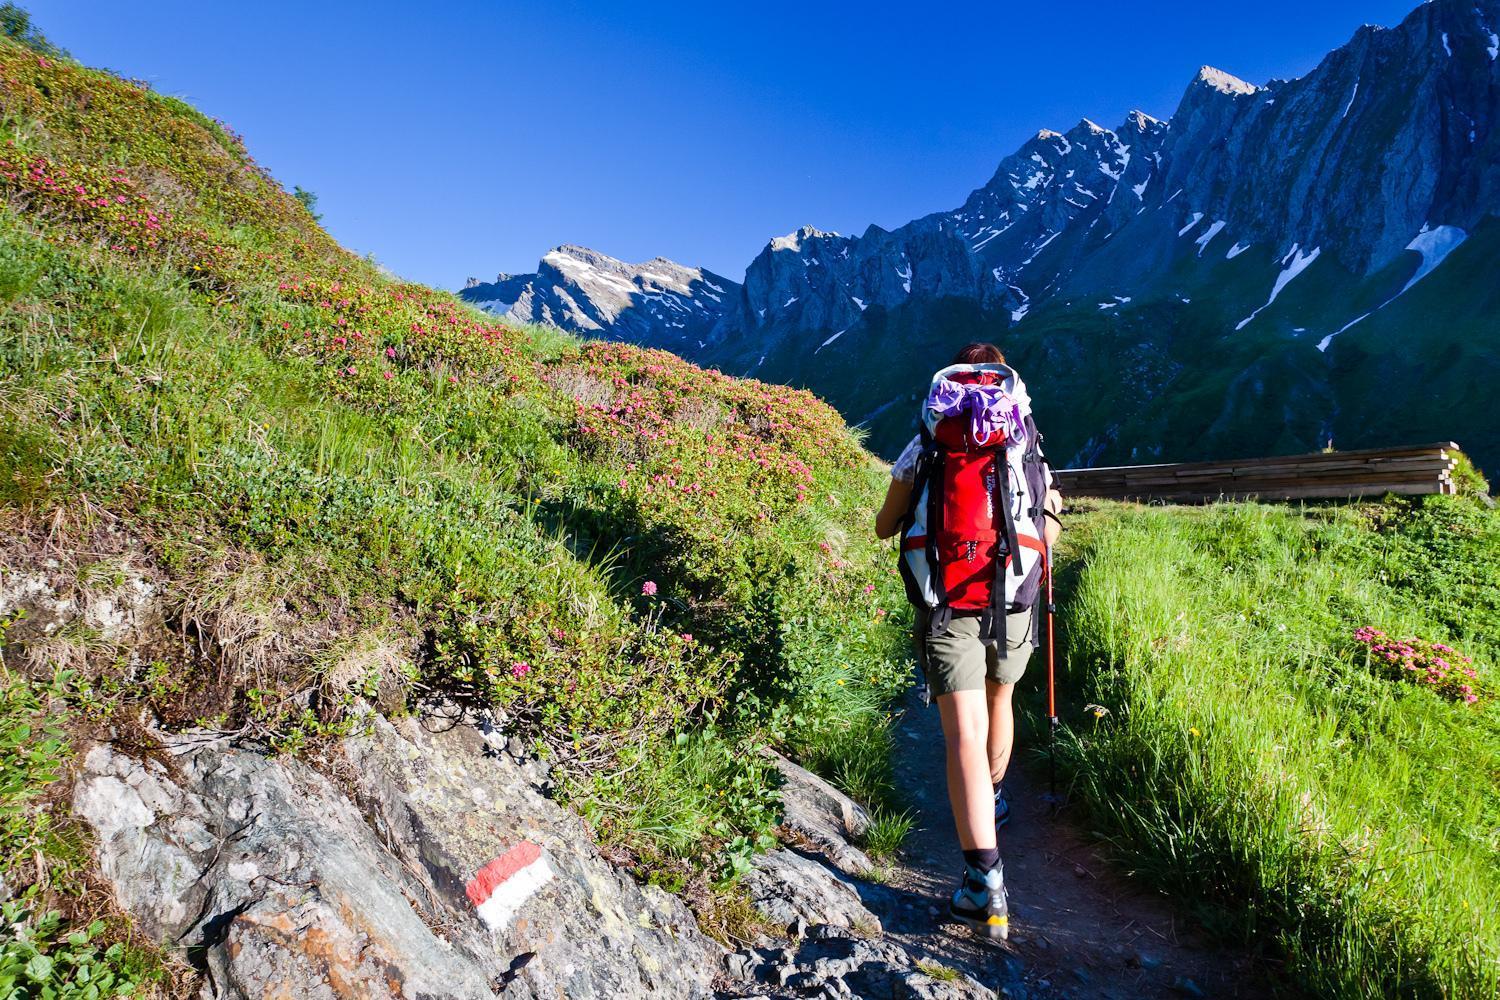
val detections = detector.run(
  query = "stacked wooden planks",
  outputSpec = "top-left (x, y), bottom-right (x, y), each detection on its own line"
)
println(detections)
top-left (1056, 443), bottom-right (1463, 503)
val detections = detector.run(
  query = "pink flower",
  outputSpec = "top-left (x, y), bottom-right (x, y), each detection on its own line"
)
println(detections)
top-left (641, 581), bottom-right (658, 597)
top-left (510, 661), bottom-right (530, 678)
top-left (862, 583), bottom-right (875, 595)
top-left (386, 346), bottom-right (396, 358)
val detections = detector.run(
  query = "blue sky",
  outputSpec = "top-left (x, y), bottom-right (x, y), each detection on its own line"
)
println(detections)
top-left (35, 0), bottom-right (1420, 287)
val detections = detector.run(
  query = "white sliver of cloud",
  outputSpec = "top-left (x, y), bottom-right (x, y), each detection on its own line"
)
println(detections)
top-left (1235, 244), bottom-right (1320, 331)
top-left (1341, 82), bottom-right (1359, 119)
top-left (1226, 241), bottom-right (1251, 259)
top-left (1177, 212), bottom-right (1204, 236)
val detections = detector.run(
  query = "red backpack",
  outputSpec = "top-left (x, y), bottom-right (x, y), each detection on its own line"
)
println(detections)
top-left (899, 364), bottom-right (1050, 644)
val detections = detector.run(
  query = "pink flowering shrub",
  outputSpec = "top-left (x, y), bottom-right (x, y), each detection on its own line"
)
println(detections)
top-left (1353, 627), bottom-right (1483, 704)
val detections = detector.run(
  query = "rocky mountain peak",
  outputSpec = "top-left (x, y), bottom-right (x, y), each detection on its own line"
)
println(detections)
top-left (770, 225), bottom-right (841, 252)
top-left (1123, 109), bottom-right (1168, 134)
top-left (460, 244), bottom-right (740, 349)
top-left (1193, 65), bottom-right (1262, 96)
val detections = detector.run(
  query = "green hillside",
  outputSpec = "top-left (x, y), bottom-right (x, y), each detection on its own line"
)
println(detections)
top-left (0, 22), bottom-right (913, 989)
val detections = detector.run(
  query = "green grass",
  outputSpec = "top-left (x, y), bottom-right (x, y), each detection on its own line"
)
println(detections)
top-left (1051, 495), bottom-right (1500, 998)
top-left (859, 804), bottom-right (918, 862)
top-left (915, 959), bottom-right (963, 982)
top-left (0, 633), bottom-right (169, 996)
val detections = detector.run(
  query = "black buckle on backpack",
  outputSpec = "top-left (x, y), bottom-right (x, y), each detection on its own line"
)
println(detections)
top-left (927, 604), bottom-right (954, 638)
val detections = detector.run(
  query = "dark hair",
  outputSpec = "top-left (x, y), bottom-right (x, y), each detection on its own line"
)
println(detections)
top-left (951, 342), bottom-right (1004, 365)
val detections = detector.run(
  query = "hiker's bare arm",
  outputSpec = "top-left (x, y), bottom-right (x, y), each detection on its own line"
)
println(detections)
top-left (1043, 488), bottom-right (1063, 547)
top-left (875, 478), bottom-right (912, 539)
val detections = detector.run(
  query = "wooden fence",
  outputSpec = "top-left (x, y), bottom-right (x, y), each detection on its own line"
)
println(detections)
top-left (1055, 442), bottom-right (1463, 503)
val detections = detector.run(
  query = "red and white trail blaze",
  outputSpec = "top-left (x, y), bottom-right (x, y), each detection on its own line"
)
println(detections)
top-left (465, 840), bottom-right (554, 929)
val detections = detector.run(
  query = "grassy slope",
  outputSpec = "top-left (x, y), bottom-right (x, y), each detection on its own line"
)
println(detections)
top-left (1053, 495), bottom-right (1499, 998)
top-left (0, 27), bottom-right (915, 987)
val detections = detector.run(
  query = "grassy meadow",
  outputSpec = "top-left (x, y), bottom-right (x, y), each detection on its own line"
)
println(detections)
top-left (1051, 493), bottom-right (1499, 998)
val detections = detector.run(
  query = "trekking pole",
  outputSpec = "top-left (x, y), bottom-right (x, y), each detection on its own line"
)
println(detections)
top-left (1044, 539), bottom-right (1060, 807)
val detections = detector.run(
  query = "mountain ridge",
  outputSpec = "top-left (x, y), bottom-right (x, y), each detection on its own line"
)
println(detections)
top-left (462, 0), bottom-right (1500, 472)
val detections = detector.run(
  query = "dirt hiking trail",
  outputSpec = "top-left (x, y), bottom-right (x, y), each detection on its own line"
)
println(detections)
top-left (877, 688), bottom-right (1262, 999)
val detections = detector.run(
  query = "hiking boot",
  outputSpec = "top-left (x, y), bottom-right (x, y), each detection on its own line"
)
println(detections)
top-left (948, 863), bottom-right (1008, 940)
top-left (994, 786), bottom-right (1011, 830)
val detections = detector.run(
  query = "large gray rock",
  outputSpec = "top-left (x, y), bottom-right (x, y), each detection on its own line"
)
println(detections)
top-left (771, 752), bottom-right (875, 876)
top-left (743, 850), bottom-right (883, 935)
top-left (73, 712), bottom-right (721, 1000)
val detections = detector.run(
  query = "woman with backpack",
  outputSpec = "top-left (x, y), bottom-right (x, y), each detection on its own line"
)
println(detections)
top-left (874, 342), bottom-right (1062, 940)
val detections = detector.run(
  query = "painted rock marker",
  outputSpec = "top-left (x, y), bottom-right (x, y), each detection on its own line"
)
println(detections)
top-left (467, 840), bottom-right (554, 929)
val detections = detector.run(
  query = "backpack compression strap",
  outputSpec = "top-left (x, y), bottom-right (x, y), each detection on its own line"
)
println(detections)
top-left (901, 426), bottom-right (954, 637)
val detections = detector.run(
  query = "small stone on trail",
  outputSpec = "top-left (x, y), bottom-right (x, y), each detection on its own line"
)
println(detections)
top-left (724, 951), bottom-right (758, 981)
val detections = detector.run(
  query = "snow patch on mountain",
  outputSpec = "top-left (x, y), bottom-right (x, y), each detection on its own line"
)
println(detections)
top-left (1195, 220), bottom-right (1227, 255)
top-left (1235, 244), bottom-right (1321, 330)
top-left (1400, 225), bottom-right (1468, 292)
top-left (1316, 224), bottom-right (1470, 352)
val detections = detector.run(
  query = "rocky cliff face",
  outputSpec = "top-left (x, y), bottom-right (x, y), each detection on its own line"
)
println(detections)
top-left (460, 0), bottom-right (1500, 474)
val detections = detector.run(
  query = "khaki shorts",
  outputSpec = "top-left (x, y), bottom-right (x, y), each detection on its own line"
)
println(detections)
top-left (915, 607), bottom-right (1035, 696)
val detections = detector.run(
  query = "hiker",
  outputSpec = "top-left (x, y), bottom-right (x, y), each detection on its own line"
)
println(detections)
top-left (874, 342), bottom-right (1062, 940)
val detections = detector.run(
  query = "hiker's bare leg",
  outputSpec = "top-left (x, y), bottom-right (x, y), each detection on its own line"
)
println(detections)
top-left (985, 679), bottom-right (1016, 785)
top-left (937, 689), bottom-right (995, 851)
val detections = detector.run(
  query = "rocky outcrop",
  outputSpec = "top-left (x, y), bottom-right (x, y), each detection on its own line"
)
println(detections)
top-left (73, 711), bottom-right (721, 1000)
top-left (721, 928), bottom-right (995, 999)
top-left (771, 752), bottom-right (875, 876)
